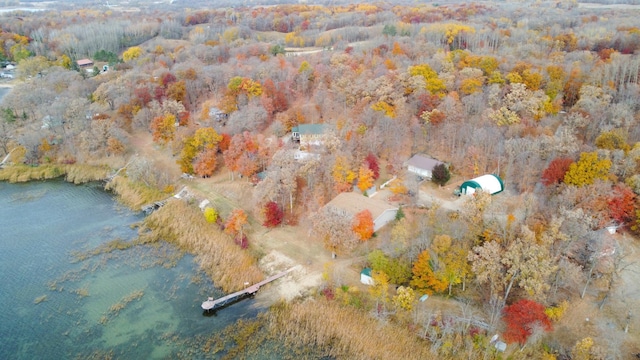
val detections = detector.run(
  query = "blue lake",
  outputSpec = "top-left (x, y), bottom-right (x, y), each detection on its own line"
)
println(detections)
top-left (0, 180), bottom-right (261, 359)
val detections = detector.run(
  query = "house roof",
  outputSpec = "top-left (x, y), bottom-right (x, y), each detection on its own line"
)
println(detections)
top-left (76, 59), bottom-right (94, 66)
top-left (324, 192), bottom-right (397, 221)
top-left (406, 154), bottom-right (443, 171)
top-left (291, 124), bottom-right (325, 135)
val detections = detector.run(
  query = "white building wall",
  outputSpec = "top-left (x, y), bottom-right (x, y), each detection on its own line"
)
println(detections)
top-left (373, 209), bottom-right (398, 232)
top-left (408, 165), bottom-right (431, 179)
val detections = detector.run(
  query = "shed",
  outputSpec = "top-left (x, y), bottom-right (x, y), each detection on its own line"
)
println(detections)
top-left (405, 154), bottom-right (444, 180)
top-left (76, 58), bottom-right (94, 67)
top-left (323, 192), bottom-right (398, 232)
top-left (360, 268), bottom-right (374, 285)
top-left (459, 174), bottom-right (504, 196)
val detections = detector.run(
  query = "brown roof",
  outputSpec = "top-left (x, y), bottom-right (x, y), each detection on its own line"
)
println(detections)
top-left (323, 192), bottom-right (397, 220)
top-left (406, 154), bottom-right (443, 171)
top-left (76, 59), bottom-right (93, 66)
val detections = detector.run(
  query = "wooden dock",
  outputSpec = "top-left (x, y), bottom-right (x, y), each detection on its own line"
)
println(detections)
top-left (201, 266), bottom-right (298, 312)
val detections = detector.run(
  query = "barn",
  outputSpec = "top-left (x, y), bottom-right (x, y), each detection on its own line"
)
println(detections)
top-left (459, 174), bottom-right (504, 196)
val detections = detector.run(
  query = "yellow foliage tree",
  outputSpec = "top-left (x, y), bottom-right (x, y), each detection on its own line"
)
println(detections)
top-left (563, 152), bottom-right (612, 187)
top-left (204, 207), bottom-right (218, 223)
top-left (392, 286), bottom-right (416, 311)
top-left (357, 166), bottom-right (375, 192)
top-left (371, 101), bottom-right (396, 118)
top-left (408, 64), bottom-right (446, 96)
top-left (122, 46), bottom-right (142, 62)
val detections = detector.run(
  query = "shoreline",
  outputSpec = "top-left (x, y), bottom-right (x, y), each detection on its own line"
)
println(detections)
top-left (0, 164), bottom-right (439, 359)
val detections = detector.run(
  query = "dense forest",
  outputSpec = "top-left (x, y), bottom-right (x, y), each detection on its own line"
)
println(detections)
top-left (2, 0), bottom-right (640, 358)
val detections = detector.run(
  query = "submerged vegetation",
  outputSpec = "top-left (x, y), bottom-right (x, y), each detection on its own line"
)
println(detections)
top-left (100, 289), bottom-right (145, 324)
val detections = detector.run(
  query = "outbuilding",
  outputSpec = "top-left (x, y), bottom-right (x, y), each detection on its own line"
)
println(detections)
top-left (405, 154), bottom-right (444, 180)
top-left (360, 268), bottom-right (374, 285)
top-left (459, 174), bottom-right (504, 196)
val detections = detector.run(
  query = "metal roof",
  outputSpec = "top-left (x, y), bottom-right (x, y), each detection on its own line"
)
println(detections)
top-left (406, 154), bottom-right (443, 171)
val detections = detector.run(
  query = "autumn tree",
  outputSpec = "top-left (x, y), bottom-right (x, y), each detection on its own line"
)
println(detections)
top-left (122, 46), bottom-right (142, 62)
top-left (595, 130), bottom-right (630, 152)
top-left (502, 299), bottom-right (552, 346)
top-left (224, 209), bottom-right (248, 245)
top-left (364, 153), bottom-right (380, 180)
top-left (352, 210), bottom-right (374, 241)
top-left (369, 270), bottom-right (390, 317)
top-left (431, 163), bottom-right (450, 186)
top-left (262, 201), bottom-right (284, 228)
top-left (433, 239), bottom-right (471, 295)
top-left (410, 250), bottom-right (447, 295)
top-left (607, 183), bottom-right (636, 224)
top-left (150, 114), bottom-right (176, 144)
top-left (332, 155), bottom-right (357, 193)
top-left (193, 149), bottom-right (217, 177)
top-left (357, 166), bottom-right (375, 193)
top-left (408, 64), bottom-right (446, 96)
top-left (541, 157), bottom-right (574, 187)
top-left (204, 207), bottom-right (218, 223)
top-left (179, 127), bottom-right (223, 174)
top-left (564, 152), bottom-right (612, 187)
top-left (367, 249), bottom-right (411, 285)
top-left (393, 286), bottom-right (416, 312)
top-left (312, 207), bottom-right (357, 255)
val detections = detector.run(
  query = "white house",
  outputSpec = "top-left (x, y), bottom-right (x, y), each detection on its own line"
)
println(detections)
top-left (405, 154), bottom-right (444, 180)
top-left (323, 192), bottom-right (398, 232)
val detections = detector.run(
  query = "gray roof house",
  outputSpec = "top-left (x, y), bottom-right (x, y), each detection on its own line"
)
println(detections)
top-left (405, 154), bottom-right (444, 180)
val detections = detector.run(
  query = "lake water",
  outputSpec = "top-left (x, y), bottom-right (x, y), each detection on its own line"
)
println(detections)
top-left (0, 181), bottom-right (261, 359)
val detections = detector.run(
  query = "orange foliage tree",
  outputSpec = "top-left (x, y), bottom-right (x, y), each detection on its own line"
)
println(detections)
top-left (352, 210), bottom-right (374, 241)
top-left (225, 209), bottom-right (248, 246)
top-left (193, 149), bottom-right (217, 177)
top-left (357, 166), bottom-right (375, 192)
top-left (410, 250), bottom-right (447, 294)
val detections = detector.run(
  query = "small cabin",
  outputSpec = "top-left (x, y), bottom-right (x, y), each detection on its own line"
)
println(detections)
top-left (76, 59), bottom-right (94, 68)
top-left (360, 268), bottom-right (374, 285)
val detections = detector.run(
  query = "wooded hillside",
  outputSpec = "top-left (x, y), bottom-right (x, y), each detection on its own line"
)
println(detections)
top-left (2, 1), bottom-right (640, 358)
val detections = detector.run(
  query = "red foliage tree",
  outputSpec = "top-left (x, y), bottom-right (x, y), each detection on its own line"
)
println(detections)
top-left (607, 183), bottom-right (637, 224)
top-left (503, 299), bottom-right (552, 345)
top-left (541, 157), bottom-right (573, 186)
top-left (134, 86), bottom-right (152, 107)
top-left (263, 201), bottom-right (284, 228)
top-left (364, 152), bottom-right (380, 180)
top-left (352, 210), bottom-right (374, 241)
top-left (160, 72), bottom-right (177, 87)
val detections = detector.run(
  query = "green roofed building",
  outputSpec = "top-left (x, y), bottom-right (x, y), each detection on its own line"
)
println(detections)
top-left (360, 268), bottom-right (374, 285)
top-left (459, 174), bottom-right (504, 196)
top-left (291, 124), bottom-right (325, 141)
